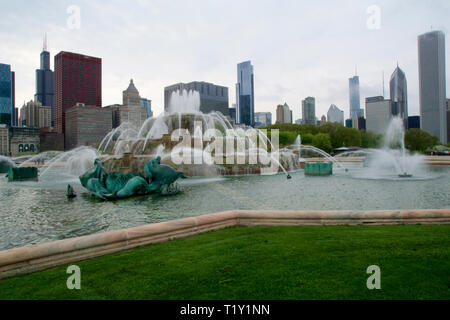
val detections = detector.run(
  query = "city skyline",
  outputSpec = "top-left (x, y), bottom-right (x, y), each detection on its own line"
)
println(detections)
top-left (0, 0), bottom-right (449, 122)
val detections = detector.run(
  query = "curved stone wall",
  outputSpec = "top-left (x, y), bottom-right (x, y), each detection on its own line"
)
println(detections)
top-left (0, 209), bottom-right (449, 279)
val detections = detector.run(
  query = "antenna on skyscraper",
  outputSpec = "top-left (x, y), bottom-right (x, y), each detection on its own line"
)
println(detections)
top-left (43, 33), bottom-right (47, 51)
top-left (382, 70), bottom-right (385, 97)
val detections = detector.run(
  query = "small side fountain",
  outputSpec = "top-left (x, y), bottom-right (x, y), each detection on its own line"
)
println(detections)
top-left (361, 117), bottom-right (427, 180)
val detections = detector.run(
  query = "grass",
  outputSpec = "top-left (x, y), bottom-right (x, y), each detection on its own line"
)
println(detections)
top-left (0, 225), bottom-right (449, 300)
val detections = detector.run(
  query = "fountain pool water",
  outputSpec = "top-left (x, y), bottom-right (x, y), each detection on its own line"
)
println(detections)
top-left (0, 95), bottom-right (448, 251)
top-left (0, 165), bottom-right (448, 250)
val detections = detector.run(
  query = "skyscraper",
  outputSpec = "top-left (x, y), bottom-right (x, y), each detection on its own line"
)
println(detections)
top-left (141, 98), bottom-right (152, 118)
top-left (389, 65), bottom-right (408, 128)
top-left (105, 79), bottom-right (148, 129)
top-left (35, 36), bottom-right (54, 126)
top-left (366, 96), bottom-right (392, 135)
top-left (164, 81), bottom-right (229, 115)
top-left (276, 103), bottom-right (292, 124)
top-left (54, 51), bottom-right (102, 136)
top-left (418, 30), bottom-right (447, 143)
top-left (0, 63), bottom-right (14, 127)
top-left (349, 74), bottom-right (362, 119)
top-left (327, 104), bottom-right (344, 125)
top-left (236, 61), bottom-right (254, 126)
top-left (302, 97), bottom-right (316, 124)
top-left (254, 112), bottom-right (272, 127)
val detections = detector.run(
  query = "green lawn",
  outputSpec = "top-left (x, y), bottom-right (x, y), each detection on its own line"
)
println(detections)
top-left (0, 225), bottom-right (449, 300)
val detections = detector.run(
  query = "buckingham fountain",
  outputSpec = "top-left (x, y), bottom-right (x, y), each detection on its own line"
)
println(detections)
top-left (95, 89), bottom-right (304, 180)
top-left (0, 89), bottom-right (448, 250)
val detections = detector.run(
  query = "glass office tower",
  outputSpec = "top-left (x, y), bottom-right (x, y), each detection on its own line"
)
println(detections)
top-left (236, 61), bottom-right (254, 126)
top-left (349, 75), bottom-right (361, 119)
top-left (389, 66), bottom-right (408, 128)
top-left (0, 63), bottom-right (14, 127)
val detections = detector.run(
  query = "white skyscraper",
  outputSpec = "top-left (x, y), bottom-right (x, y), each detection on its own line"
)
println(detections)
top-left (418, 30), bottom-right (447, 143)
top-left (327, 104), bottom-right (344, 125)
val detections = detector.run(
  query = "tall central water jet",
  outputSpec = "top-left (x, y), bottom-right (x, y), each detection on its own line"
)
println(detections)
top-left (362, 117), bottom-right (427, 179)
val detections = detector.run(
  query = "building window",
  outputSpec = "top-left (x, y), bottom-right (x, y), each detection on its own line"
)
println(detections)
top-left (24, 144), bottom-right (29, 152)
top-left (19, 144), bottom-right (23, 153)
top-left (30, 144), bottom-right (35, 152)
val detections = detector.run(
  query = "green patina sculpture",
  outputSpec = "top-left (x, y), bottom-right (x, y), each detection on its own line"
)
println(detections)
top-left (67, 184), bottom-right (77, 198)
top-left (79, 157), bottom-right (186, 200)
top-left (7, 167), bottom-right (38, 181)
top-left (304, 162), bottom-right (333, 176)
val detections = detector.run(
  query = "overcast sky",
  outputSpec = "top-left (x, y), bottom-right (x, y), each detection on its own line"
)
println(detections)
top-left (0, 0), bottom-right (449, 121)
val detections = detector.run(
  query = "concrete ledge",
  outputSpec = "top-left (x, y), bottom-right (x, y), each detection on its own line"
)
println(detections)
top-left (0, 209), bottom-right (449, 279)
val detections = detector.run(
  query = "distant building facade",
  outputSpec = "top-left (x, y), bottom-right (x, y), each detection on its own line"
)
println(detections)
top-left (19, 100), bottom-right (51, 128)
top-left (236, 61), bottom-right (254, 126)
top-left (164, 81), bottom-right (229, 116)
top-left (327, 104), bottom-right (344, 125)
top-left (0, 63), bottom-right (15, 127)
top-left (65, 103), bottom-right (112, 150)
top-left (418, 30), bottom-right (447, 143)
top-left (254, 112), bottom-right (272, 127)
top-left (141, 98), bottom-right (153, 118)
top-left (390, 65), bottom-right (408, 128)
top-left (35, 38), bottom-right (54, 126)
top-left (276, 103), bottom-right (292, 124)
top-left (39, 128), bottom-right (64, 152)
top-left (9, 127), bottom-right (40, 156)
top-left (345, 119), bottom-right (352, 128)
top-left (54, 51), bottom-right (102, 138)
top-left (105, 80), bottom-right (150, 129)
top-left (302, 97), bottom-right (316, 125)
top-left (229, 104), bottom-right (236, 121)
top-left (408, 116), bottom-right (420, 129)
top-left (365, 96), bottom-right (392, 135)
top-left (0, 124), bottom-right (9, 155)
top-left (447, 99), bottom-right (450, 143)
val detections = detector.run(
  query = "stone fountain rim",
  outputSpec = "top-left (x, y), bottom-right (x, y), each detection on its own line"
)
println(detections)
top-left (0, 209), bottom-right (449, 280)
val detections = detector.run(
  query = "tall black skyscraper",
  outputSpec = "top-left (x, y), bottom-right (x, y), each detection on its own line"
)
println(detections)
top-left (35, 35), bottom-right (54, 126)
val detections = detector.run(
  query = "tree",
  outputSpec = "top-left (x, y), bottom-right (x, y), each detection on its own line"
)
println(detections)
top-left (361, 131), bottom-right (383, 148)
top-left (404, 128), bottom-right (439, 153)
top-left (312, 133), bottom-right (332, 153)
